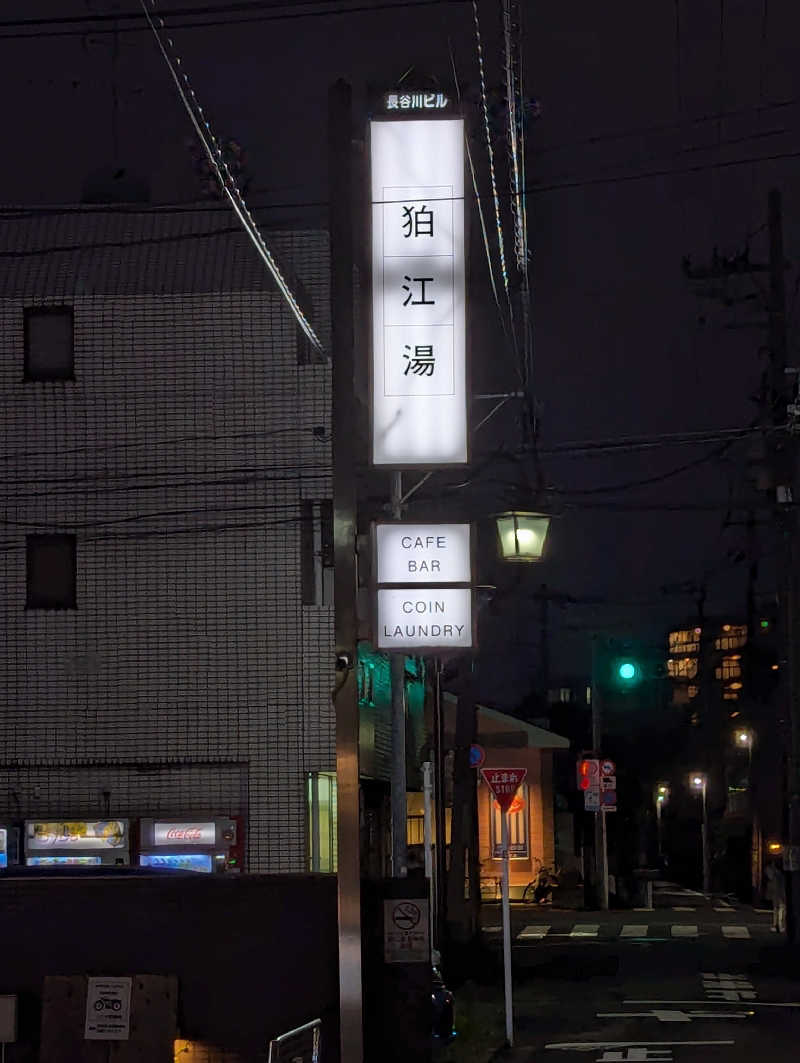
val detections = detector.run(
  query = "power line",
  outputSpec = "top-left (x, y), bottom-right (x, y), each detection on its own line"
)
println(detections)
top-left (0, 0), bottom-right (469, 39)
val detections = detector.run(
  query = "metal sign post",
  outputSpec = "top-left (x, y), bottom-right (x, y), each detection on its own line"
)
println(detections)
top-left (481, 768), bottom-right (527, 1048)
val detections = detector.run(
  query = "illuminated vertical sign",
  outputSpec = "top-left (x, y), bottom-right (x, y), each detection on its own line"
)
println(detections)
top-left (370, 118), bottom-right (467, 466)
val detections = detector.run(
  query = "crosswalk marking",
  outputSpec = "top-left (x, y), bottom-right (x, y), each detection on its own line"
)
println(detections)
top-left (570, 923), bottom-right (599, 937)
top-left (621, 924), bottom-right (649, 937)
top-left (518, 924), bottom-right (550, 940)
top-left (673, 906), bottom-right (696, 911)
top-left (721, 925), bottom-right (750, 939)
top-left (671, 924), bottom-right (699, 937)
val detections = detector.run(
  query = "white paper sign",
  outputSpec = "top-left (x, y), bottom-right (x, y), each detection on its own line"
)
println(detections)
top-left (377, 587), bottom-right (472, 650)
top-left (85, 977), bottom-right (132, 1041)
top-left (376, 523), bottom-right (471, 584)
top-left (371, 118), bottom-right (467, 466)
top-left (383, 899), bottom-right (430, 963)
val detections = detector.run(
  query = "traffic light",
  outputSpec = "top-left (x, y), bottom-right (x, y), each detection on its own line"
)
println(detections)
top-left (611, 655), bottom-right (642, 689)
top-left (577, 758), bottom-right (593, 791)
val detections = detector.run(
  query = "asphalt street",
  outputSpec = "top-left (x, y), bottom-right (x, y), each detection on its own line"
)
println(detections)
top-left (481, 883), bottom-right (800, 1063)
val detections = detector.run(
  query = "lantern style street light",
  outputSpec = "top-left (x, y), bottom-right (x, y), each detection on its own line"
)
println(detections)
top-left (495, 511), bottom-right (551, 562)
top-left (690, 772), bottom-right (710, 893)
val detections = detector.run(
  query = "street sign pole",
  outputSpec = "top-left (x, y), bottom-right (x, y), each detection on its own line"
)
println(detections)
top-left (480, 767), bottom-right (526, 1048)
top-left (500, 809), bottom-right (513, 1047)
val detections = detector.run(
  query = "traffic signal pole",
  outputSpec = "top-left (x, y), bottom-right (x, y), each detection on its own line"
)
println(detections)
top-left (329, 79), bottom-right (364, 1063)
top-left (591, 636), bottom-right (610, 910)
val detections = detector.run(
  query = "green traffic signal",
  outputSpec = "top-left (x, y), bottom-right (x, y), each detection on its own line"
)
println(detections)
top-left (614, 658), bottom-right (641, 685)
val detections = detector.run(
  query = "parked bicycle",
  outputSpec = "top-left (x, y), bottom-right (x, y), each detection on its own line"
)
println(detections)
top-left (522, 860), bottom-right (560, 904)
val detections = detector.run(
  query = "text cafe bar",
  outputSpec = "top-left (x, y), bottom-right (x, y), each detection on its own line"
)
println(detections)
top-left (373, 522), bottom-right (474, 652)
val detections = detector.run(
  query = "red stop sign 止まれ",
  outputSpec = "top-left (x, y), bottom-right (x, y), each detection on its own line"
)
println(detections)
top-left (481, 768), bottom-right (527, 813)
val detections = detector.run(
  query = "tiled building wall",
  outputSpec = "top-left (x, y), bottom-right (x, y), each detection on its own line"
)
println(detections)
top-left (0, 214), bottom-right (333, 871)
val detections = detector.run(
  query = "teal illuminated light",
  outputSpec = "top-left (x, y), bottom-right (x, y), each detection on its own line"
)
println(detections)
top-left (618, 661), bottom-right (636, 681)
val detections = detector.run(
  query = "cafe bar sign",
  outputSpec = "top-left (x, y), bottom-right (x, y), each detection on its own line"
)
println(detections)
top-left (370, 115), bottom-right (467, 466)
top-left (374, 522), bottom-right (473, 651)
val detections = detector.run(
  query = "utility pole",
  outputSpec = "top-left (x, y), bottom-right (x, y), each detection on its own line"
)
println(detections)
top-left (590, 636), bottom-right (609, 911)
top-left (390, 472), bottom-right (407, 879)
top-left (329, 79), bottom-right (363, 1063)
top-left (767, 188), bottom-right (800, 944)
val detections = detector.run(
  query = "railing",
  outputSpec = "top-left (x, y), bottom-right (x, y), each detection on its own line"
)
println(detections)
top-left (267, 1019), bottom-right (321, 1063)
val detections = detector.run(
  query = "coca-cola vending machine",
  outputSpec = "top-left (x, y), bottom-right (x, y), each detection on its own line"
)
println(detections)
top-left (137, 818), bottom-right (238, 873)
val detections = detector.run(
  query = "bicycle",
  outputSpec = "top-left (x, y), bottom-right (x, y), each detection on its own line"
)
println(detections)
top-left (522, 859), bottom-right (560, 904)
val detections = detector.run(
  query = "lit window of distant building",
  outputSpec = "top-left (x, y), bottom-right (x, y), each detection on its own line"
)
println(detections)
top-left (716, 656), bottom-right (742, 681)
top-left (669, 628), bottom-right (700, 654)
top-left (668, 656), bottom-right (698, 679)
top-left (715, 624), bottom-right (747, 651)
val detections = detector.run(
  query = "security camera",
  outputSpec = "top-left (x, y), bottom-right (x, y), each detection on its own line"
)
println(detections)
top-left (335, 651), bottom-right (354, 672)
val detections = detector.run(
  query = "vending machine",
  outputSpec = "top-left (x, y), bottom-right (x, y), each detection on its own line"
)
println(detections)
top-left (24, 820), bottom-right (130, 866)
top-left (0, 825), bottom-right (20, 869)
top-left (137, 818), bottom-right (238, 873)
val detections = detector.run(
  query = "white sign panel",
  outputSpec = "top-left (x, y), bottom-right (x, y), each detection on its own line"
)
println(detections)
top-left (377, 587), bottom-right (472, 650)
top-left (376, 522), bottom-right (471, 584)
top-left (85, 977), bottom-right (132, 1041)
top-left (383, 899), bottom-right (430, 963)
top-left (370, 118), bottom-right (467, 465)
top-left (153, 822), bottom-right (216, 846)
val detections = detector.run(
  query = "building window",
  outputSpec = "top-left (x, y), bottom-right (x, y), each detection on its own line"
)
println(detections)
top-left (489, 783), bottom-right (529, 860)
top-left (26, 534), bottom-right (76, 609)
top-left (715, 624), bottom-right (747, 651)
top-left (358, 661), bottom-right (374, 704)
top-left (668, 656), bottom-right (698, 679)
top-left (406, 815), bottom-right (424, 846)
top-left (669, 628), bottom-right (700, 654)
top-left (24, 306), bottom-right (74, 381)
top-left (716, 656), bottom-right (742, 681)
top-left (307, 771), bottom-right (337, 873)
top-left (295, 279), bottom-right (324, 366)
top-left (301, 500), bottom-right (334, 606)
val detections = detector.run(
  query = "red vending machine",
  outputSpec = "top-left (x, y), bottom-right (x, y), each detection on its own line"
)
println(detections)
top-left (138, 818), bottom-right (238, 873)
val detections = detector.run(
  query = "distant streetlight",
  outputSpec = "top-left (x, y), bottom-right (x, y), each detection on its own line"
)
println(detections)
top-left (734, 728), bottom-right (754, 789)
top-left (495, 511), bottom-right (551, 562)
top-left (690, 772), bottom-right (710, 893)
top-left (654, 782), bottom-right (670, 859)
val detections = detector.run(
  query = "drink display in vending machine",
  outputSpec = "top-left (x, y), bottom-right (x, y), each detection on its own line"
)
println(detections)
top-left (24, 820), bottom-right (130, 866)
top-left (137, 818), bottom-right (238, 873)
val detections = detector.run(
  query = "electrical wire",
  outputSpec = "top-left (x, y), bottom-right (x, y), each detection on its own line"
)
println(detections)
top-left (0, 0), bottom-right (470, 38)
top-left (139, 0), bottom-right (324, 355)
top-left (472, 0), bottom-right (509, 295)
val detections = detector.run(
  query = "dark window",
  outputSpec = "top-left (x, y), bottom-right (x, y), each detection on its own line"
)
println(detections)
top-left (24, 307), bottom-right (74, 381)
top-left (26, 535), bottom-right (77, 609)
top-left (295, 279), bottom-right (324, 366)
top-left (301, 500), bottom-right (334, 606)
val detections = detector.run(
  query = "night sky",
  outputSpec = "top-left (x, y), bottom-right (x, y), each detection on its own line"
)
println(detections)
top-left (3, 0), bottom-right (800, 703)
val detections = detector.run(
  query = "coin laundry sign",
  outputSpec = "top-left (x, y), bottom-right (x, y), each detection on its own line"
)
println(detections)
top-left (374, 521), bottom-right (473, 651)
top-left (370, 116), bottom-right (467, 465)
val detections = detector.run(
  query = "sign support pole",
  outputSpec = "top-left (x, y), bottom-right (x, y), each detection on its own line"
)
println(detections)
top-left (501, 809), bottom-right (514, 1047)
top-left (390, 472), bottom-right (408, 879)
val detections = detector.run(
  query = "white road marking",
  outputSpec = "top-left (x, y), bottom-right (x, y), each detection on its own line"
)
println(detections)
top-left (621, 924), bottom-right (649, 937)
top-left (597, 1010), bottom-right (750, 1022)
top-left (713, 907), bottom-right (734, 913)
top-left (672, 906), bottom-right (696, 911)
top-left (753, 908), bottom-right (772, 914)
top-left (633, 907), bottom-right (654, 912)
top-left (518, 924), bottom-right (550, 940)
top-left (484, 925), bottom-right (501, 932)
top-left (625, 1000), bottom-right (800, 1008)
top-left (671, 924), bottom-right (699, 937)
top-left (570, 923), bottom-right (600, 937)
top-left (721, 925), bottom-right (750, 939)
top-left (545, 1043), bottom-right (734, 1052)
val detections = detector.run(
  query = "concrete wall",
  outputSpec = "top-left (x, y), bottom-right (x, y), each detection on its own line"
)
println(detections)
top-left (0, 872), bottom-right (338, 1062)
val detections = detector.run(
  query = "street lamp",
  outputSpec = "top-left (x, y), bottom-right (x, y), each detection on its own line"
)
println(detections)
top-left (654, 783), bottom-right (670, 860)
top-left (690, 772), bottom-right (710, 893)
top-left (734, 728), bottom-right (754, 789)
top-left (495, 511), bottom-right (551, 562)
